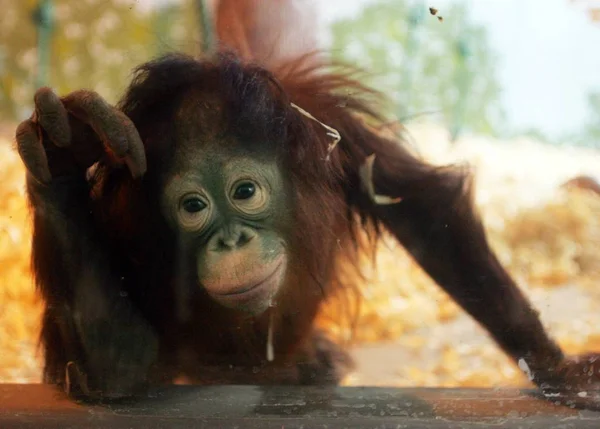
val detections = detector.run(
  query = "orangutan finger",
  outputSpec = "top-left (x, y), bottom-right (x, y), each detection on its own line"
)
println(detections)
top-left (61, 90), bottom-right (129, 156)
top-left (33, 87), bottom-right (72, 148)
top-left (15, 119), bottom-right (52, 184)
top-left (121, 115), bottom-right (147, 178)
top-left (61, 90), bottom-right (146, 178)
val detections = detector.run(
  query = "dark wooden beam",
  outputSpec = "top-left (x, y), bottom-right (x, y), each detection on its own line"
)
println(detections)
top-left (1, 384), bottom-right (599, 428)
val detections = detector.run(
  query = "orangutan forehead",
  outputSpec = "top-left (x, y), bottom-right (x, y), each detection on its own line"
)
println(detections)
top-left (174, 90), bottom-right (228, 141)
top-left (171, 83), bottom-right (288, 159)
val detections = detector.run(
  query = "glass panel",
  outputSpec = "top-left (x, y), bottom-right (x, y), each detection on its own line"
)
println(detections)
top-left (0, 0), bottom-right (598, 416)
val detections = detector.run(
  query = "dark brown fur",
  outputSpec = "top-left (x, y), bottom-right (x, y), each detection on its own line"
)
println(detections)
top-left (19, 0), bottom-right (600, 408)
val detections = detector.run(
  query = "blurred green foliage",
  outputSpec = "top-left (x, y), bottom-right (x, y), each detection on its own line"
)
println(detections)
top-left (2, 0), bottom-right (597, 149)
top-left (330, 0), bottom-right (506, 137)
top-left (0, 0), bottom-right (200, 121)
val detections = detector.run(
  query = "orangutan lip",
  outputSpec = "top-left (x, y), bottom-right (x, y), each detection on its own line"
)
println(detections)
top-left (216, 259), bottom-right (284, 298)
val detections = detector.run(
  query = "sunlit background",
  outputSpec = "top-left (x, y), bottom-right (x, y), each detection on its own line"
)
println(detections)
top-left (1, 0), bottom-right (599, 389)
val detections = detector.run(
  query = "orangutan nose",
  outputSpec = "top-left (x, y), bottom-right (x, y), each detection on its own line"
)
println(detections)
top-left (209, 225), bottom-right (257, 251)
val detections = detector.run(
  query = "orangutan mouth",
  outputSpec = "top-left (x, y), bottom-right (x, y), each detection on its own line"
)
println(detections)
top-left (209, 256), bottom-right (286, 305)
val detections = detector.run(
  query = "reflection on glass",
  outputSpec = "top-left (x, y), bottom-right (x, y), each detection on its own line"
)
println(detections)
top-left (0, 0), bottom-right (599, 413)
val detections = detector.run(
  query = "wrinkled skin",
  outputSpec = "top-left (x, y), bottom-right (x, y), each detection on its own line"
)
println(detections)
top-left (160, 151), bottom-right (289, 316)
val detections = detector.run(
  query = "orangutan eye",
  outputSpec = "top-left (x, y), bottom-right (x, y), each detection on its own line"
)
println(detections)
top-left (233, 182), bottom-right (256, 200)
top-left (182, 197), bottom-right (207, 213)
top-left (229, 180), bottom-right (269, 215)
top-left (178, 194), bottom-right (211, 231)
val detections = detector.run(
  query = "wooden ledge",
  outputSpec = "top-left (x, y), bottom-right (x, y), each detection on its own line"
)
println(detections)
top-left (1, 384), bottom-right (600, 428)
